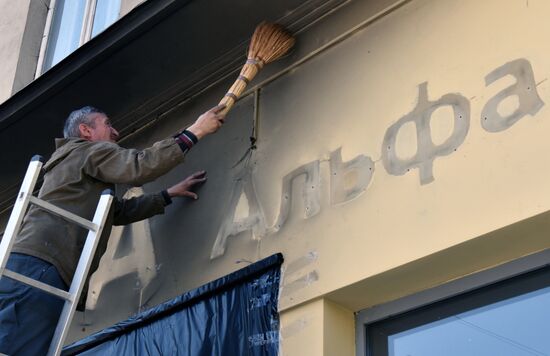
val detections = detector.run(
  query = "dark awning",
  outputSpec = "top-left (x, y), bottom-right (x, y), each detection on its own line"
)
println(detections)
top-left (62, 253), bottom-right (284, 355)
top-left (0, 0), bottom-right (345, 214)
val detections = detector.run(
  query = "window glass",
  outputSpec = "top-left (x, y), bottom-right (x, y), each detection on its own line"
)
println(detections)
top-left (366, 267), bottom-right (550, 356)
top-left (91, 0), bottom-right (121, 38)
top-left (43, 0), bottom-right (87, 70)
top-left (388, 287), bottom-right (550, 356)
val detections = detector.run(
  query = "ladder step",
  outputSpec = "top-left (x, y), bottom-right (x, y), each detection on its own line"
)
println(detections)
top-left (1, 268), bottom-right (73, 302)
top-left (29, 196), bottom-right (97, 232)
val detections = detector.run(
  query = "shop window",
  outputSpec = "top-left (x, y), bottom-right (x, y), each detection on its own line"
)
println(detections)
top-left (364, 267), bottom-right (550, 356)
top-left (40, 0), bottom-right (121, 73)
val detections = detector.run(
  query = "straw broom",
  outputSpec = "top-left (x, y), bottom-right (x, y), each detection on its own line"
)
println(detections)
top-left (219, 22), bottom-right (295, 115)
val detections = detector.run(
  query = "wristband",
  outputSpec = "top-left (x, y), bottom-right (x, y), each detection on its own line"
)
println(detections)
top-left (174, 129), bottom-right (198, 153)
top-left (161, 190), bottom-right (172, 205)
top-left (182, 129), bottom-right (198, 144)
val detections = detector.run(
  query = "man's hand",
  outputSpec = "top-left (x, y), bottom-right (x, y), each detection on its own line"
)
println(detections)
top-left (166, 171), bottom-right (207, 200)
top-left (186, 105), bottom-right (226, 139)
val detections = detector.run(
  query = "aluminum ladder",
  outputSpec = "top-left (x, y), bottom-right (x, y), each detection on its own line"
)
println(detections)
top-left (0, 155), bottom-right (114, 356)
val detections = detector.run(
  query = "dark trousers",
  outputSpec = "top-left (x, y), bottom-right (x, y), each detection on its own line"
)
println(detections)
top-left (0, 253), bottom-right (67, 355)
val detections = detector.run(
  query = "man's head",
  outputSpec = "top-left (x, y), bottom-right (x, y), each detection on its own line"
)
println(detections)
top-left (63, 106), bottom-right (119, 142)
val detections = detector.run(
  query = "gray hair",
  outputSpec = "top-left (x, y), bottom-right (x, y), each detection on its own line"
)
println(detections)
top-left (63, 106), bottom-right (106, 138)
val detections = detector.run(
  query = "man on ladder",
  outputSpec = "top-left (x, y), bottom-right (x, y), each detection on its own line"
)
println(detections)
top-left (0, 104), bottom-right (226, 355)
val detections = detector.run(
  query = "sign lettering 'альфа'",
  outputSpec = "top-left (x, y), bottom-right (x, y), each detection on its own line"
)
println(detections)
top-left (211, 58), bottom-right (545, 259)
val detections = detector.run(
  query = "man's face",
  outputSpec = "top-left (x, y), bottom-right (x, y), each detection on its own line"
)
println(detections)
top-left (81, 113), bottom-right (120, 142)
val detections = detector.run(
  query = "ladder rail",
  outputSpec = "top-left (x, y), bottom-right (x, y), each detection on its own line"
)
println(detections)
top-left (47, 190), bottom-right (113, 356)
top-left (0, 156), bottom-right (43, 272)
top-left (0, 156), bottom-right (115, 356)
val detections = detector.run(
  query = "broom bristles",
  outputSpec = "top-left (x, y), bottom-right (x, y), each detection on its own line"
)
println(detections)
top-left (217, 22), bottom-right (295, 115)
top-left (247, 22), bottom-right (295, 64)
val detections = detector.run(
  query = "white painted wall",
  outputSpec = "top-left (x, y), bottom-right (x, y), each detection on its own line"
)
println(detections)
top-left (0, 0), bottom-right (35, 103)
top-left (120, 0), bottom-right (147, 17)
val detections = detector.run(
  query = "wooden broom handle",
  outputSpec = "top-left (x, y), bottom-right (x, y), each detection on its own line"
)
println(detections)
top-left (219, 59), bottom-right (264, 115)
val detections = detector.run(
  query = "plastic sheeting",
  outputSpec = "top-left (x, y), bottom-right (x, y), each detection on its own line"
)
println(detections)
top-left (62, 253), bottom-right (283, 355)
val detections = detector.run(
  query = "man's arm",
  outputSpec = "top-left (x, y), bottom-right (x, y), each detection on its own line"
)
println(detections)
top-left (85, 105), bottom-right (225, 186)
top-left (113, 171), bottom-right (207, 225)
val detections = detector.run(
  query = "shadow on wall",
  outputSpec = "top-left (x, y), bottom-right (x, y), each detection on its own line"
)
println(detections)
top-left (82, 187), bottom-right (162, 326)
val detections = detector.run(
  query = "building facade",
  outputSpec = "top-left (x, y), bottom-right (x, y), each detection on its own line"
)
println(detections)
top-left (1, 0), bottom-right (549, 354)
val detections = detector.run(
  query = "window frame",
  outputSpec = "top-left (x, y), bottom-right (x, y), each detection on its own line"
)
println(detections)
top-left (355, 248), bottom-right (550, 356)
top-left (35, 0), bottom-right (118, 77)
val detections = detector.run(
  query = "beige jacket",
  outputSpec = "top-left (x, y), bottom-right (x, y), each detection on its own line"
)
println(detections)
top-left (13, 137), bottom-right (187, 308)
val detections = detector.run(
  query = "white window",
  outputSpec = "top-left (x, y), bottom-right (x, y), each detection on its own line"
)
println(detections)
top-left (37, 0), bottom-right (121, 75)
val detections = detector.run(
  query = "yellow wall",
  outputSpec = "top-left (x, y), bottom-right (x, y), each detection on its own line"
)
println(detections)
top-left (280, 298), bottom-right (355, 356)
top-left (251, 0), bottom-right (550, 312)
top-left (269, 0), bottom-right (550, 353)
top-left (63, 0), bottom-right (550, 352)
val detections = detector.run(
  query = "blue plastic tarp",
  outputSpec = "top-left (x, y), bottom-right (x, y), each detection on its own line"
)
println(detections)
top-left (62, 253), bottom-right (283, 355)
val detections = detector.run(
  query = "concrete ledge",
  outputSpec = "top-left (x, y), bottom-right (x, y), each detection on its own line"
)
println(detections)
top-left (325, 209), bottom-right (550, 312)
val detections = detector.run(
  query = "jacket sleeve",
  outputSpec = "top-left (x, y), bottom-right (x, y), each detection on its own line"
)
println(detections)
top-left (112, 193), bottom-right (169, 226)
top-left (84, 138), bottom-right (186, 186)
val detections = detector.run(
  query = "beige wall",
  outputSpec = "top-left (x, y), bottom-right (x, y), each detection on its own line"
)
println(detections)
top-left (270, 0), bottom-right (545, 308)
top-left (274, 0), bottom-right (550, 353)
top-left (182, 0), bottom-right (550, 308)
top-left (213, 0), bottom-right (550, 353)
top-left (279, 298), bottom-right (355, 356)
